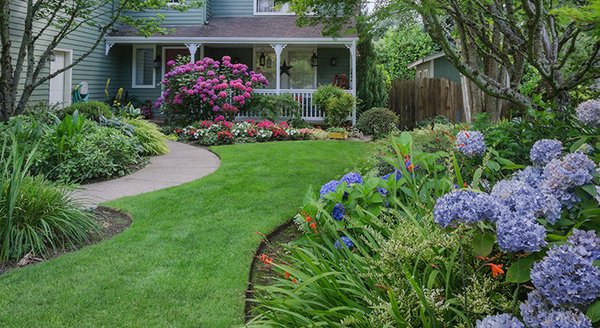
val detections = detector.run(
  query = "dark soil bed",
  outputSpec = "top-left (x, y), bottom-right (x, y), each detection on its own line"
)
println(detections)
top-left (245, 219), bottom-right (302, 321)
top-left (0, 206), bottom-right (132, 275)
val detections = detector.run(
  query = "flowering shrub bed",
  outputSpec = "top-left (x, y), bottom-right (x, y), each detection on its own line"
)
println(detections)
top-left (156, 56), bottom-right (269, 124)
top-left (174, 120), bottom-right (312, 146)
top-left (248, 99), bottom-right (600, 327)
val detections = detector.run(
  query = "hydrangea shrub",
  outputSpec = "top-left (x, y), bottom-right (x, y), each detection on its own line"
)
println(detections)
top-left (575, 99), bottom-right (600, 128)
top-left (156, 56), bottom-right (269, 123)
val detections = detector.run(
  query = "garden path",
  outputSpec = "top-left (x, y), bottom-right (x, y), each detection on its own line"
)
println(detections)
top-left (72, 141), bottom-right (220, 207)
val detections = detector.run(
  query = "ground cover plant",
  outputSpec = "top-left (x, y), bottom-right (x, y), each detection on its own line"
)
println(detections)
top-left (0, 140), bottom-right (372, 327)
top-left (174, 119), bottom-right (313, 146)
top-left (248, 99), bottom-right (600, 327)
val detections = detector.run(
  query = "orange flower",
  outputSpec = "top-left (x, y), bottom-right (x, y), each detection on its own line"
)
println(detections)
top-left (310, 222), bottom-right (317, 231)
top-left (284, 271), bottom-right (291, 280)
top-left (258, 253), bottom-right (273, 265)
top-left (407, 164), bottom-right (415, 172)
top-left (486, 263), bottom-right (504, 278)
top-left (463, 182), bottom-right (468, 188)
top-left (305, 216), bottom-right (312, 222)
top-left (292, 277), bottom-right (297, 284)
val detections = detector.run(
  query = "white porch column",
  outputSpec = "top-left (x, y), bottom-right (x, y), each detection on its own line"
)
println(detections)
top-left (347, 41), bottom-right (358, 125)
top-left (270, 43), bottom-right (287, 94)
top-left (185, 43), bottom-right (201, 63)
top-left (104, 41), bottom-right (115, 56)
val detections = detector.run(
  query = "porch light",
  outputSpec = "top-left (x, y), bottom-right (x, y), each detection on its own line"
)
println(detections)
top-left (266, 57), bottom-right (273, 68)
top-left (330, 57), bottom-right (337, 66)
top-left (259, 51), bottom-right (266, 67)
top-left (153, 55), bottom-right (162, 69)
top-left (311, 51), bottom-right (318, 67)
top-left (48, 51), bottom-right (56, 62)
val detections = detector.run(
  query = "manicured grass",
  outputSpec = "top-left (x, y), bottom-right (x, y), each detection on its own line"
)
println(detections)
top-left (0, 141), bottom-right (372, 327)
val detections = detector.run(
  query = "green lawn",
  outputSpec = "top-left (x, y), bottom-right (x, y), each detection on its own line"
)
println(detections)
top-left (0, 141), bottom-right (371, 327)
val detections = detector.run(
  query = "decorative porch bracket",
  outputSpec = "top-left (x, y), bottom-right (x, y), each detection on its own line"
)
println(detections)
top-left (185, 43), bottom-right (201, 63)
top-left (105, 41), bottom-right (115, 56)
top-left (270, 43), bottom-right (287, 94)
top-left (346, 41), bottom-right (358, 125)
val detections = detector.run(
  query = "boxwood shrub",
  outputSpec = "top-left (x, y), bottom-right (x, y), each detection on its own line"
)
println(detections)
top-left (355, 107), bottom-right (399, 138)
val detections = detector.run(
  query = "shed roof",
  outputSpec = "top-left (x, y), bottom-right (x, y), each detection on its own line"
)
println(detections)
top-left (407, 52), bottom-right (446, 69)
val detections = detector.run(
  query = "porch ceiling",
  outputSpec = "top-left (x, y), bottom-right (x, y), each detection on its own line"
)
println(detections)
top-left (109, 16), bottom-right (358, 42)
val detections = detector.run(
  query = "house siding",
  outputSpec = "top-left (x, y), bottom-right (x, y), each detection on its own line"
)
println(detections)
top-left (117, 45), bottom-right (163, 104)
top-left (316, 48), bottom-right (350, 87)
top-left (211, 0), bottom-right (254, 17)
top-left (8, 1), bottom-right (121, 106)
top-left (124, 7), bottom-right (206, 26)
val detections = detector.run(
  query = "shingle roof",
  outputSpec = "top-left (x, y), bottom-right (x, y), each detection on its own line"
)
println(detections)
top-left (110, 16), bottom-right (357, 39)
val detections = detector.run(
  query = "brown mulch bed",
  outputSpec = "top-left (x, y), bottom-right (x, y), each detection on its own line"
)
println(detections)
top-left (245, 219), bottom-right (303, 321)
top-left (0, 206), bottom-right (132, 275)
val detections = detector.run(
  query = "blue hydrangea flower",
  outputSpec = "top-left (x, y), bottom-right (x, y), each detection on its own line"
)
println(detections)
top-left (576, 143), bottom-right (594, 154)
top-left (530, 139), bottom-right (563, 166)
top-left (495, 212), bottom-right (547, 253)
top-left (433, 191), bottom-right (503, 228)
top-left (543, 152), bottom-right (596, 207)
top-left (455, 130), bottom-right (486, 156)
top-left (575, 99), bottom-right (600, 128)
top-left (520, 291), bottom-right (592, 328)
top-left (491, 179), bottom-right (545, 216)
top-left (382, 169), bottom-right (402, 181)
top-left (377, 187), bottom-right (388, 197)
top-left (514, 167), bottom-right (544, 189)
top-left (332, 203), bottom-right (345, 221)
top-left (596, 186), bottom-right (600, 205)
top-left (530, 244), bottom-right (600, 307)
top-left (568, 229), bottom-right (600, 261)
top-left (334, 236), bottom-right (354, 249)
top-left (340, 172), bottom-right (363, 186)
top-left (320, 180), bottom-right (340, 198)
top-left (476, 314), bottom-right (524, 328)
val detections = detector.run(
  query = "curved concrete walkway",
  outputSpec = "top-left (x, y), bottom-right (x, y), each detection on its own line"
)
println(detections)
top-left (72, 141), bottom-right (220, 207)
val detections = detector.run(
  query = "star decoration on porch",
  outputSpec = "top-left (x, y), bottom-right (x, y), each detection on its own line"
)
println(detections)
top-left (280, 60), bottom-right (293, 76)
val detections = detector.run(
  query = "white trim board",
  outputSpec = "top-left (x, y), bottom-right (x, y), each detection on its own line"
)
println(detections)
top-left (106, 36), bottom-right (359, 45)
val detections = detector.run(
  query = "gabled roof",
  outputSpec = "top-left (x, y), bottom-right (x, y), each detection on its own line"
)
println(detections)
top-left (110, 16), bottom-right (358, 41)
top-left (407, 52), bottom-right (446, 69)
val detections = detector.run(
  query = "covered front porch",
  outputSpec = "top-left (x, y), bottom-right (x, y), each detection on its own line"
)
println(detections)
top-left (104, 36), bottom-right (358, 123)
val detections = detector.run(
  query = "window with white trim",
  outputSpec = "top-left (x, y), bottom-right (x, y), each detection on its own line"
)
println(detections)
top-left (132, 45), bottom-right (155, 88)
top-left (255, 0), bottom-right (292, 14)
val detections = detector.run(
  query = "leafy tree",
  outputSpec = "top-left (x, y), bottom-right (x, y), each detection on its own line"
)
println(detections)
top-left (356, 16), bottom-right (388, 115)
top-left (0, 0), bottom-right (201, 121)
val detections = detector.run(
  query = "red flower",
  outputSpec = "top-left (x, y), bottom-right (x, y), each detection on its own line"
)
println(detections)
top-left (305, 216), bottom-right (312, 222)
top-left (284, 271), bottom-right (291, 280)
top-left (258, 253), bottom-right (273, 265)
top-left (486, 263), bottom-right (505, 278)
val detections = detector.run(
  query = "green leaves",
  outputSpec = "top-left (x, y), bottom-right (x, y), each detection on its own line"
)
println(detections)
top-left (506, 256), bottom-right (537, 283)
top-left (586, 300), bottom-right (600, 323)
top-left (471, 232), bottom-right (495, 257)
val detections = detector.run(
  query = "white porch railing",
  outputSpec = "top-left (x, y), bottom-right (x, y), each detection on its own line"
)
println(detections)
top-left (238, 89), bottom-right (352, 122)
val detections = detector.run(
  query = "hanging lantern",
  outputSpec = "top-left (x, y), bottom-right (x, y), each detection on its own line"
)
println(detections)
top-left (259, 51), bottom-right (266, 67)
top-left (266, 56), bottom-right (273, 68)
top-left (48, 51), bottom-right (56, 62)
top-left (153, 55), bottom-right (162, 69)
top-left (310, 51), bottom-right (318, 67)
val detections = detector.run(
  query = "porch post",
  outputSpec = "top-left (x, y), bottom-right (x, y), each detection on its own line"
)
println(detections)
top-left (270, 43), bottom-right (287, 94)
top-left (347, 41), bottom-right (358, 125)
top-left (185, 43), bottom-right (201, 63)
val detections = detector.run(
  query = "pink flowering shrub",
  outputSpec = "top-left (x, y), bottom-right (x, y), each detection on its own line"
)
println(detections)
top-left (155, 56), bottom-right (269, 124)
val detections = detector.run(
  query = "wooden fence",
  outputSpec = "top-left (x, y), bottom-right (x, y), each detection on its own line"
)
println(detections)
top-left (389, 78), bottom-right (464, 130)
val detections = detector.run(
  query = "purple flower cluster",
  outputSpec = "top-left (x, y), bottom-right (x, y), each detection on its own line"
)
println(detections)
top-left (530, 230), bottom-right (600, 307)
top-left (433, 191), bottom-right (502, 228)
top-left (340, 172), bottom-right (364, 186)
top-left (568, 229), bottom-right (600, 261)
top-left (476, 314), bottom-right (524, 328)
top-left (455, 130), bottom-right (487, 156)
top-left (382, 169), bottom-right (402, 181)
top-left (332, 203), bottom-right (346, 221)
top-left (334, 236), bottom-right (354, 249)
top-left (491, 179), bottom-right (561, 224)
top-left (543, 152), bottom-right (596, 207)
top-left (496, 213), bottom-right (547, 252)
top-left (320, 180), bottom-right (340, 198)
top-left (575, 99), bottom-right (600, 128)
top-left (156, 56), bottom-right (269, 120)
top-left (530, 139), bottom-right (563, 166)
top-left (520, 291), bottom-right (592, 328)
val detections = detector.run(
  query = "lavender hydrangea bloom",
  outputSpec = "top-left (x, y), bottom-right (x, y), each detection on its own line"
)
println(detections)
top-left (334, 236), bottom-right (354, 249)
top-left (568, 229), bottom-right (600, 261)
top-left (514, 167), bottom-right (544, 189)
top-left (332, 203), bottom-right (345, 221)
top-left (596, 185), bottom-right (600, 205)
top-left (575, 99), bottom-right (600, 128)
top-left (320, 180), bottom-right (340, 198)
top-left (491, 180), bottom-right (545, 216)
top-left (530, 139), bottom-right (563, 166)
top-left (382, 169), bottom-right (402, 181)
top-left (543, 152), bottom-right (596, 206)
top-left (455, 130), bottom-right (487, 156)
top-left (433, 191), bottom-right (503, 228)
top-left (377, 187), bottom-right (388, 197)
top-left (496, 213), bottom-right (547, 252)
top-left (340, 172), bottom-right (363, 186)
top-left (520, 291), bottom-right (592, 328)
top-left (530, 244), bottom-right (600, 307)
top-left (476, 314), bottom-right (524, 328)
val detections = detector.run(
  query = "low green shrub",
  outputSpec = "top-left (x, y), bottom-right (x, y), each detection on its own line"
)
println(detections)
top-left (124, 118), bottom-right (168, 156)
top-left (313, 85), bottom-right (354, 127)
top-left (0, 143), bottom-right (99, 261)
top-left (355, 107), bottom-right (399, 138)
top-left (61, 101), bottom-right (113, 121)
top-left (245, 94), bottom-right (301, 122)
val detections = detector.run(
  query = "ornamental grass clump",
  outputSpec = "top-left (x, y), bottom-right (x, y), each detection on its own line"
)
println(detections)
top-left (157, 56), bottom-right (269, 124)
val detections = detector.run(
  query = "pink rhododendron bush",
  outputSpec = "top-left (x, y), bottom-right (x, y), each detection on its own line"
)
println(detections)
top-left (174, 119), bottom-right (313, 146)
top-left (156, 56), bottom-right (269, 124)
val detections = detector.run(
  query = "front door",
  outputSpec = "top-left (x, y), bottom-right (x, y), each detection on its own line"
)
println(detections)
top-left (49, 50), bottom-right (71, 107)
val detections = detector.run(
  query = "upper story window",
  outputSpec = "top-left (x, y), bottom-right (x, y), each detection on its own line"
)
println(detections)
top-left (255, 0), bottom-right (292, 15)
